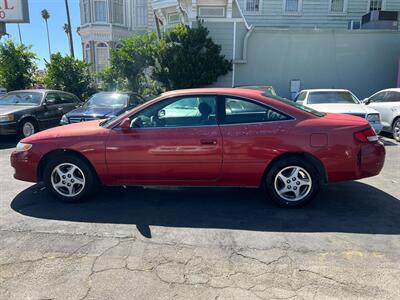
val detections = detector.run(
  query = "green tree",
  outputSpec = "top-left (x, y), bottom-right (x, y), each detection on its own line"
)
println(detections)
top-left (0, 40), bottom-right (37, 90)
top-left (110, 32), bottom-right (158, 91)
top-left (41, 9), bottom-right (51, 58)
top-left (153, 22), bottom-right (231, 90)
top-left (96, 66), bottom-right (128, 91)
top-left (44, 53), bottom-right (96, 99)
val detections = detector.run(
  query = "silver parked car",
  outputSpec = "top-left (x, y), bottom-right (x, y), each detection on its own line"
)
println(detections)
top-left (363, 88), bottom-right (400, 141)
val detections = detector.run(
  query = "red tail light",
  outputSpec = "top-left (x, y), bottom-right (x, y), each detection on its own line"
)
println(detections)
top-left (354, 127), bottom-right (379, 143)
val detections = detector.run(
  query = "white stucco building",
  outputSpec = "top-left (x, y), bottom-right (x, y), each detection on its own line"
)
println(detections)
top-left (78, 0), bottom-right (153, 72)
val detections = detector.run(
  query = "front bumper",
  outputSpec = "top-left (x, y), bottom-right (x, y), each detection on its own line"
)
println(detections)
top-left (10, 150), bottom-right (39, 183)
top-left (0, 122), bottom-right (17, 135)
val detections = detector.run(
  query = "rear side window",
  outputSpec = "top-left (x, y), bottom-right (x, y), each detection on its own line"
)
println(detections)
top-left (59, 93), bottom-right (77, 104)
top-left (224, 97), bottom-right (290, 124)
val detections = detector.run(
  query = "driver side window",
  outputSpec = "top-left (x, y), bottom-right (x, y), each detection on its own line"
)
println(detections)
top-left (131, 96), bottom-right (217, 128)
top-left (45, 93), bottom-right (59, 105)
top-left (369, 92), bottom-right (386, 103)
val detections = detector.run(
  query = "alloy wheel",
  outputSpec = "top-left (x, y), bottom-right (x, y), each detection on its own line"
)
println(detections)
top-left (394, 119), bottom-right (400, 141)
top-left (50, 163), bottom-right (86, 197)
top-left (274, 166), bottom-right (312, 202)
top-left (22, 122), bottom-right (35, 137)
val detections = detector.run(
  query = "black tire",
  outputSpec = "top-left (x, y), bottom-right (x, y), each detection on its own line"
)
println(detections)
top-left (43, 155), bottom-right (97, 203)
top-left (264, 156), bottom-right (320, 208)
top-left (393, 118), bottom-right (400, 142)
top-left (18, 118), bottom-right (38, 139)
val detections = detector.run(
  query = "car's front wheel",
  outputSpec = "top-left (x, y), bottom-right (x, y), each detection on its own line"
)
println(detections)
top-left (43, 155), bottom-right (97, 202)
top-left (264, 157), bottom-right (320, 208)
top-left (393, 118), bottom-right (400, 142)
top-left (19, 119), bottom-right (37, 139)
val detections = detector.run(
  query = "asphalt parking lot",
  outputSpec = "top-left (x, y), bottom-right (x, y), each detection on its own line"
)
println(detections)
top-left (0, 135), bottom-right (399, 300)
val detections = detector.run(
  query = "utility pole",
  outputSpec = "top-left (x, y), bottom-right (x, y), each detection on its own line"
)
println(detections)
top-left (0, 23), bottom-right (8, 41)
top-left (64, 0), bottom-right (75, 57)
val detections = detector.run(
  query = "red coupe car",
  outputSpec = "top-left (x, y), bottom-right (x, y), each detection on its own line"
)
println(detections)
top-left (11, 88), bottom-right (385, 207)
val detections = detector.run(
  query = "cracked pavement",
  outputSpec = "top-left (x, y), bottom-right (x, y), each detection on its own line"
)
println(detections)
top-left (0, 136), bottom-right (399, 299)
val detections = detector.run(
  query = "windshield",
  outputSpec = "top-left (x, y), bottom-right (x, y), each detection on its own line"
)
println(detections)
top-left (0, 92), bottom-right (42, 106)
top-left (264, 94), bottom-right (325, 117)
top-left (84, 93), bottom-right (128, 109)
top-left (308, 91), bottom-right (359, 104)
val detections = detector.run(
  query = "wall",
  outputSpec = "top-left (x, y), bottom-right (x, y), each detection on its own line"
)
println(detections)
top-left (234, 28), bottom-right (400, 99)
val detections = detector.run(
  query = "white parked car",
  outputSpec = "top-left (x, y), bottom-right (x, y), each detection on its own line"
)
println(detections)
top-left (295, 89), bottom-right (383, 134)
top-left (362, 88), bottom-right (400, 142)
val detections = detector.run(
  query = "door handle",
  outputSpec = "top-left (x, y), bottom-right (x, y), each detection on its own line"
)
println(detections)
top-left (57, 107), bottom-right (63, 111)
top-left (200, 139), bottom-right (217, 145)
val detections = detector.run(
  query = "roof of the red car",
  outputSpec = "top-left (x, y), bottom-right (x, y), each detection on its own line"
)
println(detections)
top-left (161, 88), bottom-right (264, 98)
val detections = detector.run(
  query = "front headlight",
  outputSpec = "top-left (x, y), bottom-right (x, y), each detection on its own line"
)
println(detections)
top-left (15, 142), bottom-right (32, 152)
top-left (366, 113), bottom-right (380, 123)
top-left (0, 114), bottom-right (14, 122)
top-left (60, 115), bottom-right (69, 125)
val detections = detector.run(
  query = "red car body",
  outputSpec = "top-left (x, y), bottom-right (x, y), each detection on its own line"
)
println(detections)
top-left (11, 88), bottom-right (385, 190)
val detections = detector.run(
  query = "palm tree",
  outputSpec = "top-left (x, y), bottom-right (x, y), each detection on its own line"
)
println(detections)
top-left (64, 0), bottom-right (75, 57)
top-left (41, 9), bottom-right (51, 58)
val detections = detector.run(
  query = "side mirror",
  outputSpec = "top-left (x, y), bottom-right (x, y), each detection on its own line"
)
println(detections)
top-left (119, 117), bottom-right (132, 131)
top-left (362, 98), bottom-right (370, 105)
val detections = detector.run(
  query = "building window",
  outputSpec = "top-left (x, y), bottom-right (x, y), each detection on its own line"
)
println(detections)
top-left (135, 0), bottom-right (147, 27)
top-left (369, 0), bottom-right (383, 11)
top-left (82, 0), bottom-right (90, 24)
top-left (94, 0), bottom-right (107, 22)
top-left (113, 0), bottom-right (124, 24)
top-left (96, 43), bottom-right (109, 70)
top-left (284, 0), bottom-right (301, 13)
top-left (85, 44), bottom-right (91, 63)
top-left (245, 0), bottom-right (260, 13)
top-left (330, 0), bottom-right (347, 13)
top-left (168, 12), bottom-right (180, 24)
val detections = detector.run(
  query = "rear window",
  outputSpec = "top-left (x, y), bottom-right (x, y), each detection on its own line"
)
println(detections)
top-left (264, 94), bottom-right (325, 117)
top-left (308, 91), bottom-right (359, 104)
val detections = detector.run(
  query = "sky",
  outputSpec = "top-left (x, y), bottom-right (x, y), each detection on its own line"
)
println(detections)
top-left (4, 0), bottom-right (82, 69)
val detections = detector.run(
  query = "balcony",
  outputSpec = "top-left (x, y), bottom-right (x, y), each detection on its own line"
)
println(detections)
top-left (152, 0), bottom-right (178, 10)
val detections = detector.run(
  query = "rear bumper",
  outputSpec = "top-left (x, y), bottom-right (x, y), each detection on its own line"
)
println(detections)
top-left (357, 141), bottom-right (385, 179)
top-left (0, 122), bottom-right (17, 135)
top-left (10, 151), bottom-right (39, 183)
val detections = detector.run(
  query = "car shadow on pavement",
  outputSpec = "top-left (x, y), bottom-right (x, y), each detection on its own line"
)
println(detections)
top-left (10, 181), bottom-right (400, 236)
top-left (0, 136), bottom-right (17, 149)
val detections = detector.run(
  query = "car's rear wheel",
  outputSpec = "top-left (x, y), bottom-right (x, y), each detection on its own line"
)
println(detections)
top-left (43, 155), bottom-right (97, 202)
top-left (264, 157), bottom-right (320, 208)
top-left (393, 118), bottom-right (400, 142)
top-left (19, 119), bottom-right (37, 139)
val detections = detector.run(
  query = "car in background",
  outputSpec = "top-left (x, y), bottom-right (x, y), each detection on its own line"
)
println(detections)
top-left (362, 88), bottom-right (400, 142)
top-left (0, 87), bottom-right (7, 98)
top-left (11, 88), bottom-right (385, 208)
top-left (60, 92), bottom-right (144, 125)
top-left (0, 90), bottom-right (81, 138)
top-left (235, 85), bottom-right (278, 97)
top-left (295, 89), bottom-right (383, 134)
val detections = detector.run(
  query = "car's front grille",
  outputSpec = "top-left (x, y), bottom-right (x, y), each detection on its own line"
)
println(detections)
top-left (68, 117), bottom-right (97, 123)
top-left (344, 113), bottom-right (366, 119)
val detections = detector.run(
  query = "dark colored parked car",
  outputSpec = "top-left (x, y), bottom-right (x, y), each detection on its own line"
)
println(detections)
top-left (0, 90), bottom-right (81, 138)
top-left (60, 92), bottom-right (144, 124)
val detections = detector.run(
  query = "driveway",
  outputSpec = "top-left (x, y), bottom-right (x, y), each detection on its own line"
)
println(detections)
top-left (0, 135), bottom-right (399, 299)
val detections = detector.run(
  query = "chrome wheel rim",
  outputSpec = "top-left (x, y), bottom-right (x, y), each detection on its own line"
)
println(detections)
top-left (394, 120), bottom-right (400, 140)
top-left (274, 166), bottom-right (312, 202)
top-left (23, 122), bottom-right (35, 137)
top-left (51, 163), bottom-right (86, 197)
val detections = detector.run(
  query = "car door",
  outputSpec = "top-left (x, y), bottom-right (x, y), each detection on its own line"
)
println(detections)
top-left (367, 91), bottom-right (393, 128)
top-left (58, 92), bottom-right (80, 115)
top-left (219, 96), bottom-right (294, 186)
top-left (37, 92), bottom-right (63, 129)
top-left (105, 95), bottom-right (223, 185)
